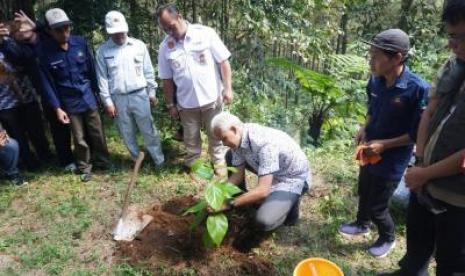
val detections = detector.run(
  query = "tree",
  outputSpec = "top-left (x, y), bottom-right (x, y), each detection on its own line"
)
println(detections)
top-left (0, 0), bottom-right (35, 21)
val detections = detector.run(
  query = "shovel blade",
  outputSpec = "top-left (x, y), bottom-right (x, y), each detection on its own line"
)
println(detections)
top-left (113, 214), bottom-right (153, 241)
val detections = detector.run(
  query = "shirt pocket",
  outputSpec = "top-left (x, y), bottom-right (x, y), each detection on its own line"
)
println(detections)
top-left (390, 95), bottom-right (409, 119)
top-left (105, 57), bottom-right (117, 74)
top-left (50, 61), bottom-right (68, 80)
top-left (133, 54), bottom-right (144, 77)
top-left (190, 44), bottom-right (211, 66)
top-left (168, 50), bottom-right (186, 73)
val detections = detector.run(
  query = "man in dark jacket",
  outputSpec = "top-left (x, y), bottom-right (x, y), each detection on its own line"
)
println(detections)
top-left (0, 12), bottom-right (75, 171)
top-left (37, 8), bottom-right (111, 182)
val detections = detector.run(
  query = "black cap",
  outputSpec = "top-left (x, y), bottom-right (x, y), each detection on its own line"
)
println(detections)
top-left (363, 29), bottom-right (410, 55)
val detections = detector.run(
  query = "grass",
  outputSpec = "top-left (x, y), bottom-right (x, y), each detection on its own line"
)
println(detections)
top-left (0, 120), bottom-right (431, 275)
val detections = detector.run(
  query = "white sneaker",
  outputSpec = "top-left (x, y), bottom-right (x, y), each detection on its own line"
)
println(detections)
top-left (64, 162), bottom-right (77, 173)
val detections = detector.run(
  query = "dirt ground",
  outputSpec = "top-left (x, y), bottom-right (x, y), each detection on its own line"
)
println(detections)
top-left (115, 196), bottom-right (276, 276)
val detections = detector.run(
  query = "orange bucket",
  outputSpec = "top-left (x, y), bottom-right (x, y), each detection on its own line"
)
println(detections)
top-left (293, 257), bottom-right (344, 276)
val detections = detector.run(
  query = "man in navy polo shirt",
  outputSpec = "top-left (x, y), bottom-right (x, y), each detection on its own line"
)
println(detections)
top-left (339, 29), bottom-right (430, 258)
top-left (38, 8), bottom-right (111, 182)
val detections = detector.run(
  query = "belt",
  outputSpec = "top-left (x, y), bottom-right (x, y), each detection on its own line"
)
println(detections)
top-left (127, 87), bottom-right (146, 94)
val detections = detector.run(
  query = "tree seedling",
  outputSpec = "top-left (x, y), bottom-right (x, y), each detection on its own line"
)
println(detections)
top-left (183, 160), bottom-right (241, 247)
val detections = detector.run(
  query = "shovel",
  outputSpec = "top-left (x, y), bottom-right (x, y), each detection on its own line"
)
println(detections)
top-left (113, 152), bottom-right (153, 241)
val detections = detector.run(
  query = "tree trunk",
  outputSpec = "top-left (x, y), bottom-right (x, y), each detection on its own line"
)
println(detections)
top-left (308, 112), bottom-right (325, 146)
top-left (397, 0), bottom-right (415, 32)
top-left (192, 0), bottom-right (197, 23)
top-left (129, 0), bottom-right (139, 38)
top-left (339, 12), bottom-right (348, 54)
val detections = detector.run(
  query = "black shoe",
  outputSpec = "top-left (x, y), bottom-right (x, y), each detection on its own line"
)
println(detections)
top-left (94, 162), bottom-right (115, 171)
top-left (9, 174), bottom-right (28, 187)
top-left (80, 173), bottom-right (92, 182)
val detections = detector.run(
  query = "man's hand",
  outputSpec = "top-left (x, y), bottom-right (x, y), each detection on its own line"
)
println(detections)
top-left (207, 202), bottom-right (231, 214)
top-left (0, 131), bottom-right (8, 147)
top-left (14, 10), bottom-right (36, 33)
top-left (56, 108), bottom-right (70, 124)
top-left (355, 127), bottom-right (366, 145)
top-left (405, 166), bottom-right (431, 193)
top-left (0, 23), bottom-right (10, 37)
top-left (149, 96), bottom-right (158, 107)
top-left (105, 105), bottom-right (117, 118)
top-left (168, 106), bottom-right (179, 119)
top-left (223, 88), bottom-right (233, 105)
top-left (365, 140), bottom-right (386, 156)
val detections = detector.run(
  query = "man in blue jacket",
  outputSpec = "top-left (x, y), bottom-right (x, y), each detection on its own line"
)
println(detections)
top-left (37, 8), bottom-right (111, 182)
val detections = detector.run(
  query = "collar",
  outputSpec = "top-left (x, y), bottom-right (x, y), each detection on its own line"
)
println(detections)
top-left (68, 36), bottom-right (79, 46)
top-left (239, 124), bottom-right (250, 149)
top-left (108, 36), bottom-right (133, 48)
top-left (393, 66), bottom-right (410, 89)
top-left (52, 35), bottom-right (76, 52)
top-left (375, 66), bottom-right (410, 89)
top-left (184, 21), bottom-right (193, 41)
top-left (168, 21), bottom-right (191, 43)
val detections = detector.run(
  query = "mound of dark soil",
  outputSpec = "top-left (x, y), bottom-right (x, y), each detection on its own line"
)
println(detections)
top-left (115, 196), bottom-right (275, 276)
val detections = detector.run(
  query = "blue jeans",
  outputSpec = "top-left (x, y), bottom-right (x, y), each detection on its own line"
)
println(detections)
top-left (0, 138), bottom-right (20, 177)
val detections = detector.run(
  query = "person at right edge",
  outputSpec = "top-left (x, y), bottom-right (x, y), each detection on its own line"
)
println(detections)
top-left (380, 0), bottom-right (465, 275)
top-left (338, 29), bottom-right (430, 258)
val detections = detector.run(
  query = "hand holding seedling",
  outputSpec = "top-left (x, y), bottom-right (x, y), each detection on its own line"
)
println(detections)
top-left (183, 160), bottom-right (242, 247)
top-left (207, 200), bottom-right (234, 214)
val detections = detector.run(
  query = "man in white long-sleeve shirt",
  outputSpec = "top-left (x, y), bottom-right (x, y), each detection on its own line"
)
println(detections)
top-left (96, 11), bottom-right (164, 166)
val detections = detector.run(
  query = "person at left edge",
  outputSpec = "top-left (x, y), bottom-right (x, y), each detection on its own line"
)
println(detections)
top-left (37, 8), bottom-right (111, 182)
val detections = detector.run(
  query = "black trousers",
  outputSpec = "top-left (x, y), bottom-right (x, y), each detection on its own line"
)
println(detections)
top-left (42, 103), bottom-right (74, 166)
top-left (398, 193), bottom-right (465, 276)
top-left (0, 106), bottom-right (38, 170)
top-left (18, 101), bottom-right (52, 162)
top-left (356, 166), bottom-right (398, 242)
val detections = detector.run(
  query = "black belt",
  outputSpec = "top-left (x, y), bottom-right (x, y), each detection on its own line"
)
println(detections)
top-left (127, 87), bottom-right (146, 94)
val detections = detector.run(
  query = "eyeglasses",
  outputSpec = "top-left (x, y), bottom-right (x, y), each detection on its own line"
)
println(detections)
top-left (447, 32), bottom-right (465, 44)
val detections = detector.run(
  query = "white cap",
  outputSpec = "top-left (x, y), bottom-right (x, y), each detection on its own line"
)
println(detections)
top-left (105, 11), bottom-right (128, 34)
top-left (45, 8), bottom-right (72, 29)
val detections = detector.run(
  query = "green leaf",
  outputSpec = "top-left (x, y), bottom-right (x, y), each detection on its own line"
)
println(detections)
top-left (183, 200), bottom-right (207, 216)
top-left (190, 209), bottom-right (207, 231)
top-left (191, 160), bottom-right (214, 180)
top-left (202, 230), bottom-right (215, 248)
top-left (206, 214), bottom-right (228, 246)
top-left (218, 182), bottom-right (242, 198)
top-left (205, 183), bottom-right (225, 210)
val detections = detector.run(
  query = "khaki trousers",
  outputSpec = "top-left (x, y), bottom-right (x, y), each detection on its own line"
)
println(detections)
top-left (178, 100), bottom-right (225, 167)
top-left (69, 108), bottom-right (111, 174)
